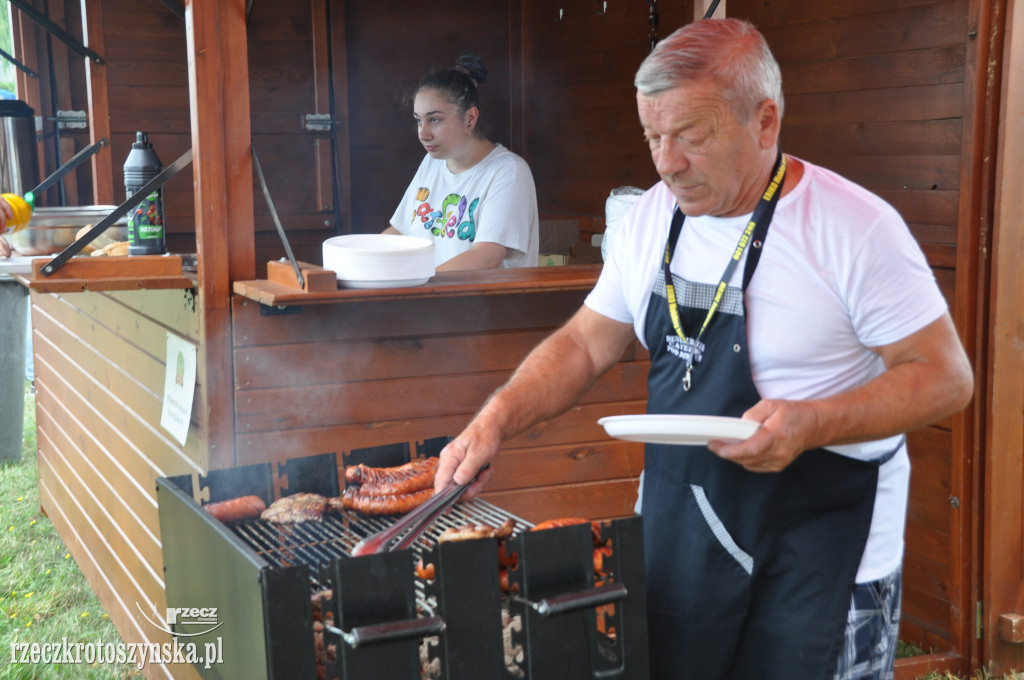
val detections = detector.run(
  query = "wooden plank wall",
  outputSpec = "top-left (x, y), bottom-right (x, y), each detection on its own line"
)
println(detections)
top-left (520, 0), bottom-right (694, 218)
top-left (340, 0), bottom-right (514, 236)
top-left (31, 287), bottom-right (204, 680)
top-left (246, 1), bottom-right (337, 268)
top-left (732, 0), bottom-right (974, 663)
top-left (231, 286), bottom-right (648, 523)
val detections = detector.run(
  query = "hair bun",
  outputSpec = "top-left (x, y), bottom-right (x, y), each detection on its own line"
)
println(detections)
top-left (455, 53), bottom-right (488, 86)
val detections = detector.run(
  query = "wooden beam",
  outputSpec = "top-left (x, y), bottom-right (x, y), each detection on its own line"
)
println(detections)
top-left (80, 0), bottom-right (114, 205)
top-left (309, 0), bottom-right (334, 216)
top-left (10, 0), bottom-right (42, 193)
top-left (986, 0), bottom-right (1024, 673)
top-left (328, 0), bottom-right (352, 234)
top-left (186, 0), bottom-right (255, 470)
top-left (949, 0), bottom-right (1005, 669)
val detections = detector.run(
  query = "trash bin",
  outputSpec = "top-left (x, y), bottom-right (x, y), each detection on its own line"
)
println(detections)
top-left (0, 277), bottom-right (27, 461)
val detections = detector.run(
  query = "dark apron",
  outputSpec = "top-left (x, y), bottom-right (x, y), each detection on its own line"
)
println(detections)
top-left (641, 203), bottom-right (891, 679)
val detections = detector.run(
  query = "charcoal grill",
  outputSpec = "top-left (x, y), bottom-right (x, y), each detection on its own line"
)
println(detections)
top-left (156, 440), bottom-right (648, 680)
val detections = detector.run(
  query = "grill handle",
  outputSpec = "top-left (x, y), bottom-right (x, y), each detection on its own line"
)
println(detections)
top-left (511, 582), bottom-right (628, 618)
top-left (324, 616), bottom-right (445, 650)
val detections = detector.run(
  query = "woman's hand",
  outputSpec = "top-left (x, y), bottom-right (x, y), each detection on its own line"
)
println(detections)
top-left (0, 235), bottom-right (11, 259)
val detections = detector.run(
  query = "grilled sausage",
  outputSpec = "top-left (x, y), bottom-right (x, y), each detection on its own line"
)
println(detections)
top-left (354, 466), bottom-right (438, 497)
top-left (530, 517), bottom-right (590, 531)
top-left (203, 495), bottom-right (267, 523)
top-left (340, 486), bottom-right (433, 516)
top-left (531, 517), bottom-right (604, 546)
top-left (343, 457), bottom-right (439, 487)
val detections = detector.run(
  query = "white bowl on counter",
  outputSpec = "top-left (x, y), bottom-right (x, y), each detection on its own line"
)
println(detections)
top-left (322, 234), bottom-right (435, 289)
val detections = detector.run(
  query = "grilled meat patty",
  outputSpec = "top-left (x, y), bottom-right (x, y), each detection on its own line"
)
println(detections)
top-left (260, 492), bottom-right (329, 524)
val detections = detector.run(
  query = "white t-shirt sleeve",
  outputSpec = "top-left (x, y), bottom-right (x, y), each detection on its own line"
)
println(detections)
top-left (843, 207), bottom-right (948, 348)
top-left (472, 155), bottom-right (537, 257)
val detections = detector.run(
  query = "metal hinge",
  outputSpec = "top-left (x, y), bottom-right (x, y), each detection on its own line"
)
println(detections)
top-left (303, 113), bottom-right (334, 132)
top-left (56, 110), bottom-right (88, 130)
top-left (976, 601), bottom-right (984, 639)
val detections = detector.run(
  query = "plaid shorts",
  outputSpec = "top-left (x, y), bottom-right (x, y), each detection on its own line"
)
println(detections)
top-left (832, 567), bottom-right (903, 680)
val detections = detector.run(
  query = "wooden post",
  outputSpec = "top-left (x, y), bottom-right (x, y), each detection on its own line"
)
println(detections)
top-left (81, 0), bottom-right (114, 205)
top-left (186, 0), bottom-right (255, 470)
top-left (986, 0), bottom-right (1024, 673)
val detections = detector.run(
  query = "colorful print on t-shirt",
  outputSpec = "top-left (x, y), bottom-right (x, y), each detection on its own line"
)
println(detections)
top-left (413, 188), bottom-right (478, 242)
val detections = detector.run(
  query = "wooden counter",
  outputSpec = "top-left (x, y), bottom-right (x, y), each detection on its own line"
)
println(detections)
top-left (232, 263), bottom-right (610, 306)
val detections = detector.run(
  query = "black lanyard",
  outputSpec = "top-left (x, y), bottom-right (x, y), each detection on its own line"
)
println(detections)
top-left (662, 151), bottom-right (787, 391)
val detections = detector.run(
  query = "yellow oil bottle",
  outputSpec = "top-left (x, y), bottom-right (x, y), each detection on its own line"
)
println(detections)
top-left (0, 192), bottom-right (33, 235)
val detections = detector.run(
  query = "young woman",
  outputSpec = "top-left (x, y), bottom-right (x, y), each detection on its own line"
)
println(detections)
top-left (385, 54), bottom-right (539, 271)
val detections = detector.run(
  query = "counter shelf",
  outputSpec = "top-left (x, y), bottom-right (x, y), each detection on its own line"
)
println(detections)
top-left (232, 261), bottom-right (603, 308)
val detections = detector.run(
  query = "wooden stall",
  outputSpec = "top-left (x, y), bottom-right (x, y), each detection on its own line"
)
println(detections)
top-left (7, 0), bottom-right (1024, 677)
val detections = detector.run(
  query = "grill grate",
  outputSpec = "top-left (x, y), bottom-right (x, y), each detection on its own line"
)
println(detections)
top-left (227, 498), bottom-right (531, 570)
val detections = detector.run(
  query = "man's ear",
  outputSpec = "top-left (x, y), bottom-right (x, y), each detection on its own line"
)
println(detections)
top-left (757, 99), bottom-right (781, 150)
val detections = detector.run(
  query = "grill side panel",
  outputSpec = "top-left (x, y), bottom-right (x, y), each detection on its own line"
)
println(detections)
top-left (157, 477), bottom-right (273, 680)
top-left (431, 539), bottom-right (507, 679)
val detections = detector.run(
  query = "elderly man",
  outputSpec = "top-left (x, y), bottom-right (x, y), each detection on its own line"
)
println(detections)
top-left (435, 18), bottom-right (973, 680)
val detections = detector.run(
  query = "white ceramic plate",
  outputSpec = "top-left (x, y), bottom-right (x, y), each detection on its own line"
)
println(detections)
top-left (339, 277), bottom-right (431, 289)
top-left (598, 414), bottom-right (759, 446)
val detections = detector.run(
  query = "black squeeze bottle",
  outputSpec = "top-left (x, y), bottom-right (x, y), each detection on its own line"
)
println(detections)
top-left (124, 131), bottom-right (166, 255)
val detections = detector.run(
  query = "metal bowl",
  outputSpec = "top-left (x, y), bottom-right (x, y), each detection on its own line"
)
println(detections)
top-left (9, 205), bottom-right (128, 255)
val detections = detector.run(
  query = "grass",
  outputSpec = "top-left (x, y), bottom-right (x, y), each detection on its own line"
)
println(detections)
top-left (0, 380), bottom-right (141, 679)
top-left (899, 640), bottom-right (1024, 680)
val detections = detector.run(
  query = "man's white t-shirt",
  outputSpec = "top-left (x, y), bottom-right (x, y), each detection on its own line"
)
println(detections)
top-left (391, 144), bottom-right (539, 268)
top-left (585, 158), bottom-right (948, 583)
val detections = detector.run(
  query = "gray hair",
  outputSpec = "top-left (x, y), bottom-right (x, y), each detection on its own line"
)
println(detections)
top-left (635, 18), bottom-right (784, 121)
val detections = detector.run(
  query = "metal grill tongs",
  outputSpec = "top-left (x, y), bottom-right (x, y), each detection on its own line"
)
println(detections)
top-left (349, 465), bottom-right (489, 556)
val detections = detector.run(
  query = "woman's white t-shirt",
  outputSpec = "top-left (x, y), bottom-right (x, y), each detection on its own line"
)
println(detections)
top-left (391, 144), bottom-right (539, 268)
top-left (585, 158), bottom-right (948, 583)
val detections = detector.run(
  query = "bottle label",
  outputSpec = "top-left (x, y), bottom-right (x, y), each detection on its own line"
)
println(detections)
top-left (128, 191), bottom-right (164, 242)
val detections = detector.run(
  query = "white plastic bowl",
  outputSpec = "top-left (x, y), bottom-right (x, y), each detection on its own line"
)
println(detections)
top-left (322, 234), bottom-right (435, 288)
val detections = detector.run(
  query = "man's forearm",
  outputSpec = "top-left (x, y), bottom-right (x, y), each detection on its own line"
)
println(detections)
top-left (805, 345), bottom-right (973, 449)
top-left (715, 313), bottom-right (974, 472)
